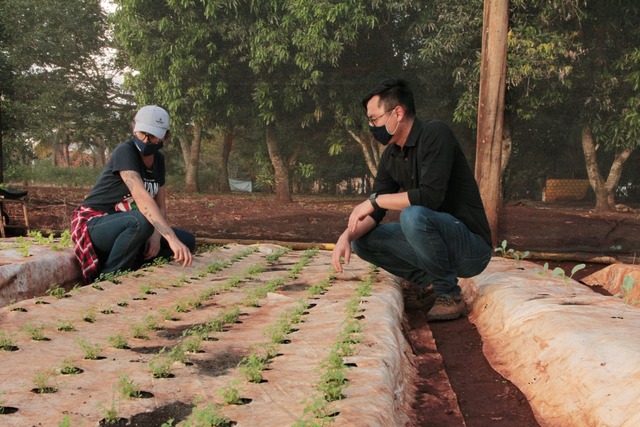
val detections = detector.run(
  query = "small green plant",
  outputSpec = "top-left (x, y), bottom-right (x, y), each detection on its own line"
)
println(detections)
top-left (552, 264), bottom-right (586, 286)
top-left (181, 335), bottom-right (203, 354)
top-left (46, 284), bottom-right (67, 299)
top-left (239, 354), bottom-right (266, 383)
top-left (76, 338), bottom-right (103, 360)
top-left (59, 358), bottom-right (82, 375)
top-left (98, 393), bottom-right (120, 424)
top-left (58, 415), bottom-right (72, 427)
top-left (217, 380), bottom-right (244, 405)
top-left (140, 282), bottom-right (156, 295)
top-left (615, 275), bottom-right (639, 305)
top-left (0, 331), bottom-right (16, 350)
top-left (117, 300), bottom-right (129, 307)
top-left (534, 262), bottom-right (550, 276)
top-left (15, 236), bottom-right (32, 257)
top-left (182, 403), bottom-right (232, 427)
top-left (33, 369), bottom-right (57, 393)
top-left (23, 323), bottom-right (47, 341)
top-left (56, 320), bottom-right (76, 332)
top-left (81, 307), bottom-right (97, 323)
top-left (494, 240), bottom-right (514, 258)
top-left (144, 314), bottom-right (162, 331)
top-left (107, 333), bottom-right (129, 349)
top-left (131, 323), bottom-right (149, 340)
top-left (149, 348), bottom-right (174, 378)
top-left (512, 250), bottom-right (531, 268)
top-left (118, 374), bottom-right (142, 398)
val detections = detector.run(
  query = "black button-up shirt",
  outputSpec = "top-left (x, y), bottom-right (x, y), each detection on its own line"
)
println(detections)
top-left (371, 118), bottom-right (492, 246)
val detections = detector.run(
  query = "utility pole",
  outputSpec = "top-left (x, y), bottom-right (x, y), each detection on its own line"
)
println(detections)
top-left (475, 0), bottom-right (509, 246)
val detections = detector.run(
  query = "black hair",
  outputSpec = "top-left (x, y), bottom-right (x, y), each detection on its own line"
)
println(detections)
top-left (361, 78), bottom-right (416, 117)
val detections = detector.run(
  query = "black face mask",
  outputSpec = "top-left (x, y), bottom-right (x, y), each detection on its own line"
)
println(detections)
top-left (133, 135), bottom-right (163, 156)
top-left (369, 124), bottom-right (394, 146)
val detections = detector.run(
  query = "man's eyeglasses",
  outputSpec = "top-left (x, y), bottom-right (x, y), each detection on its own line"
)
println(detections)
top-left (367, 108), bottom-right (395, 127)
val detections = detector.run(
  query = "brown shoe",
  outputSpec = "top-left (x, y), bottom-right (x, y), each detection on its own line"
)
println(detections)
top-left (403, 285), bottom-right (435, 310)
top-left (395, 277), bottom-right (434, 310)
top-left (426, 295), bottom-right (466, 321)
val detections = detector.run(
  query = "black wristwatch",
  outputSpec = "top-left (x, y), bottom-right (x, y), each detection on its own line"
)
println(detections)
top-left (369, 192), bottom-right (380, 210)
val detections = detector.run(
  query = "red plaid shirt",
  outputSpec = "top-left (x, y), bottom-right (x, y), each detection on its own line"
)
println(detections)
top-left (71, 206), bottom-right (106, 284)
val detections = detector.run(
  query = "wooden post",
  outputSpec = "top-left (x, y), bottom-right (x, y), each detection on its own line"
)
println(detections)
top-left (475, 0), bottom-right (509, 247)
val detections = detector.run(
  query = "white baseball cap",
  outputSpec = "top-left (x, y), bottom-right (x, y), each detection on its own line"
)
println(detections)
top-left (134, 105), bottom-right (170, 139)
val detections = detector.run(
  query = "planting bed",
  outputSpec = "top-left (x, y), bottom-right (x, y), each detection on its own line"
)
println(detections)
top-left (0, 244), bottom-right (430, 426)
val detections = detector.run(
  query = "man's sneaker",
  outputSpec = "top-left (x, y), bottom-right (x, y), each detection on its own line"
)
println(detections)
top-left (394, 277), bottom-right (434, 310)
top-left (426, 295), bottom-right (466, 321)
top-left (404, 285), bottom-right (435, 310)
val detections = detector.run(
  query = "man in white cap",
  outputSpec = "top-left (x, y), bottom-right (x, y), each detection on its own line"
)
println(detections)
top-left (71, 105), bottom-right (194, 283)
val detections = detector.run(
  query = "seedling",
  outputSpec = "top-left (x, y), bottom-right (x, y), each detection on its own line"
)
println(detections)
top-left (182, 403), bottom-right (231, 427)
top-left (0, 331), bottom-right (16, 350)
top-left (107, 334), bottom-right (129, 349)
top-left (81, 308), bottom-right (97, 323)
top-left (217, 380), bottom-right (244, 405)
top-left (239, 354), bottom-right (266, 383)
top-left (118, 374), bottom-right (142, 399)
top-left (512, 250), bottom-right (530, 268)
top-left (494, 240), bottom-right (514, 258)
top-left (76, 338), bottom-right (103, 360)
top-left (97, 393), bottom-right (120, 425)
top-left (615, 275), bottom-right (639, 305)
top-left (59, 358), bottom-right (82, 375)
top-left (33, 369), bottom-right (57, 393)
top-left (149, 348), bottom-right (174, 378)
top-left (46, 284), bottom-right (67, 299)
top-left (23, 323), bottom-right (47, 341)
top-left (552, 264), bottom-right (586, 287)
top-left (56, 320), bottom-right (76, 332)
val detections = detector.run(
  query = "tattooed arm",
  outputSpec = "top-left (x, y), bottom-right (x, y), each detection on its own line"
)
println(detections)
top-left (120, 170), bottom-right (192, 267)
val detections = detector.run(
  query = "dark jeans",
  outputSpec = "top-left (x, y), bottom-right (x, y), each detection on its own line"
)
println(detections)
top-left (87, 210), bottom-right (195, 275)
top-left (351, 206), bottom-right (492, 297)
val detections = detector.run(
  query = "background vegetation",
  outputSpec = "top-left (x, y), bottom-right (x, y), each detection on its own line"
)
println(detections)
top-left (1, 0), bottom-right (639, 207)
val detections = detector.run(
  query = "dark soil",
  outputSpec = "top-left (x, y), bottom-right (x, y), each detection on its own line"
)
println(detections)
top-left (14, 185), bottom-right (640, 426)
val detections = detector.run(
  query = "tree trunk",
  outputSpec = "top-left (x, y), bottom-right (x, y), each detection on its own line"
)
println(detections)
top-left (475, 0), bottom-right (509, 247)
top-left (0, 102), bottom-right (4, 183)
top-left (184, 122), bottom-right (202, 193)
top-left (582, 124), bottom-right (633, 211)
top-left (347, 128), bottom-right (383, 176)
top-left (265, 123), bottom-right (292, 203)
top-left (500, 112), bottom-right (512, 179)
top-left (219, 131), bottom-right (233, 193)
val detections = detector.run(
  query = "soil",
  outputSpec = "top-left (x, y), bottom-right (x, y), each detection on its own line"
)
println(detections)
top-left (9, 185), bottom-right (640, 426)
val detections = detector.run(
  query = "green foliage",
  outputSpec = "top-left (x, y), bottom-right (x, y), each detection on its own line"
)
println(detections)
top-left (216, 380), bottom-right (243, 405)
top-left (0, 331), bottom-right (16, 350)
top-left (614, 275), bottom-right (639, 305)
top-left (22, 323), bottom-right (47, 341)
top-left (107, 334), bottom-right (129, 350)
top-left (149, 348), bottom-right (174, 379)
top-left (118, 375), bottom-right (142, 399)
top-left (182, 403), bottom-right (231, 427)
top-left (551, 263), bottom-right (586, 287)
top-left (76, 338), bottom-right (103, 360)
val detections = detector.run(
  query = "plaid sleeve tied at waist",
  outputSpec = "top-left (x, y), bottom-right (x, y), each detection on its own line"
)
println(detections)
top-left (71, 206), bottom-right (106, 284)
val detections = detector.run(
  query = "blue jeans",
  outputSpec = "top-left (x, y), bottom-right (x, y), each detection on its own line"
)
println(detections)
top-left (87, 210), bottom-right (196, 275)
top-left (351, 206), bottom-right (491, 297)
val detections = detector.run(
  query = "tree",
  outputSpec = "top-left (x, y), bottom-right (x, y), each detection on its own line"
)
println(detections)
top-left (570, 1), bottom-right (640, 211)
top-left (1, 0), bottom-right (129, 174)
top-left (112, 0), bottom-right (253, 193)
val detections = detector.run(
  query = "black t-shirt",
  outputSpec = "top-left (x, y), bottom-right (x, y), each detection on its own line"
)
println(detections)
top-left (82, 138), bottom-right (166, 214)
top-left (371, 118), bottom-right (492, 247)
